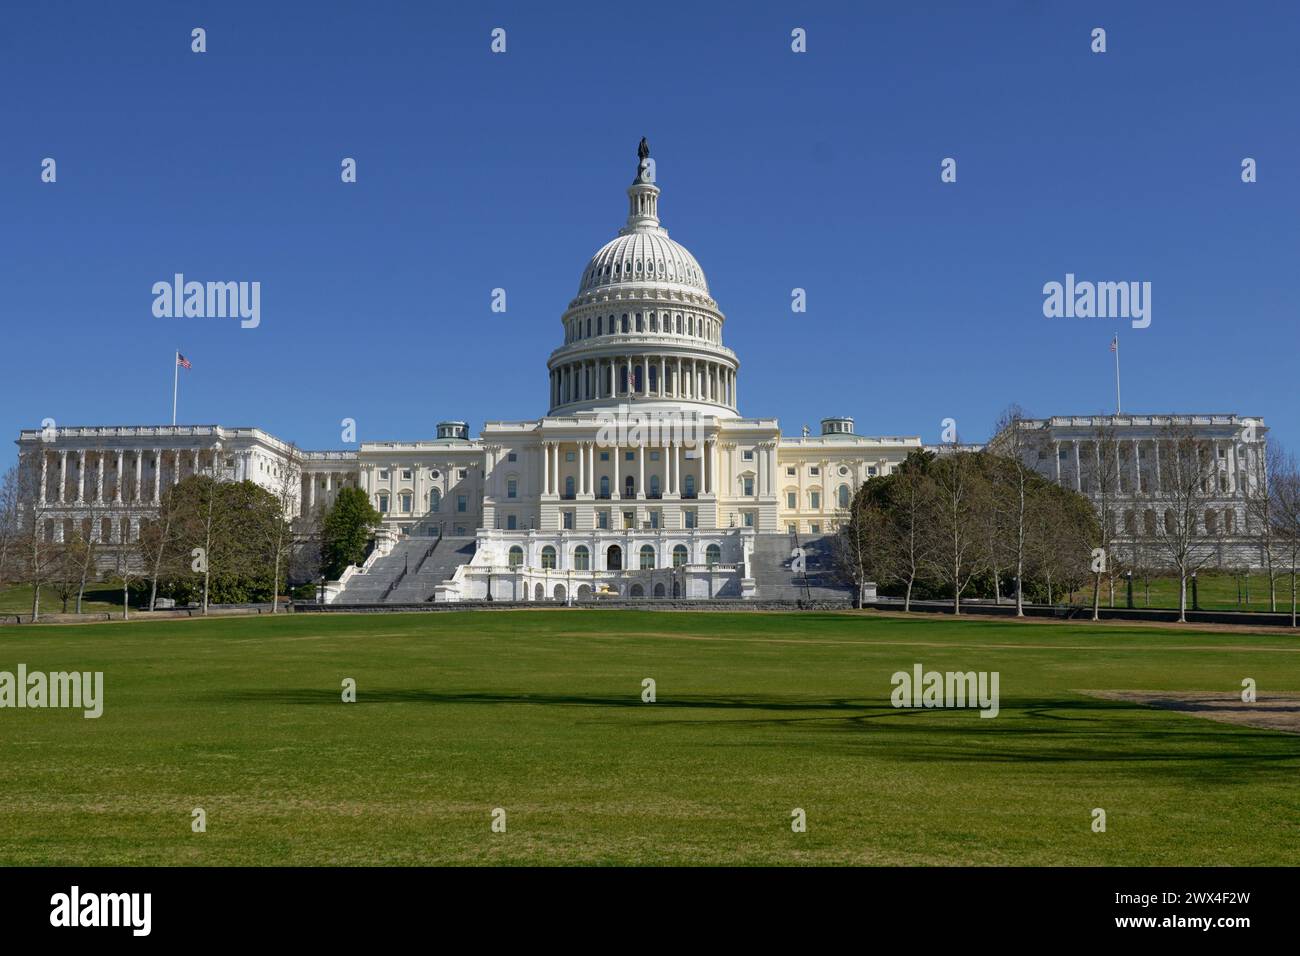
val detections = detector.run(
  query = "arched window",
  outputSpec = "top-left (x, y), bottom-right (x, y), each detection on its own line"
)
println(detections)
top-left (599, 475), bottom-right (610, 499)
top-left (606, 544), bottom-right (622, 570)
top-left (683, 474), bottom-right (695, 498)
top-left (541, 545), bottom-right (557, 570)
top-left (624, 475), bottom-right (635, 498)
top-left (508, 546), bottom-right (523, 568)
top-left (838, 485), bottom-right (850, 508)
top-left (429, 488), bottom-right (441, 512)
top-left (619, 366), bottom-right (628, 393)
top-left (640, 544), bottom-right (655, 570)
top-left (650, 474), bottom-right (660, 498)
top-left (705, 544), bottom-right (721, 567)
top-left (649, 365), bottom-right (658, 391)
top-left (672, 544), bottom-right (688, 567)
top-left (574, 545), bottom-right (590, 570)
top-left (565, 476), bottom-right (575, 499)
top-left (1124, 510), bottom-right (1136, 534)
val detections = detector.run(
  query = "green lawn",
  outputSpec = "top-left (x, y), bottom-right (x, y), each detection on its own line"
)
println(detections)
top-left (1055, 571), bottom-right (1297, 613)
top-left (0, 583), bottom-right (124, 615)
top-left (1, 609), bottom-right (1297, 865)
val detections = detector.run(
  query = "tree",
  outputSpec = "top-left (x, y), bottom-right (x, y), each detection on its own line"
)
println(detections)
top-left (1268, 447), bottom-right (1300, 628)
top-left (1080, 420), bottom-right (1123, 621)
top-left (15, 448), bottom-right (59, 622)
top-left (879, 450), bottom-right (935, 611)
top-left (1149, 423), bottom-right (1222, 623)
top-left (0, 465), bottom-right (20, 586)
top-left (1246, 441), bottom-right (1283, 612)
top-left (320, 487), bottom-right (382, 581)
top-left (265, 445), bottom-right (302, 614)
top-left (923, 450), bottom-right (990, 614)
top-left (989, 406), bottom-right (1035, 615)
top-left (834, 488), bottom-right (888, 607)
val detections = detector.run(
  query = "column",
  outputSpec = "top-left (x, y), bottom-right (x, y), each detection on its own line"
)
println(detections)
top-left (612, 441), bottom-right (621, 499)
top-left (76, 451), bottom-right (85, 502)
top-left (192, 448), bottom-right (200, 479)
top-left (1073, 440), bottom-right (1082, 492)
top-left (1154, 440), bottom-right (1161, 493)
top-left (703, 440), bottom-right (711, 495)
top-left (133, 451), bottom-right (142, 502)
top-left (38, 451), bottom-right (47, 505)
top-left (587, 441), bottom-right (596, 494)
top-left (676, 358), bottom-right (683, 399)
top-left (659, 357), bottom-right (666, 398)
top-left (114, 450), bottom-right (123, 503)
top-left (171, 451), bottom-right (180, 487)
top-left (58, 450), bottom-right (67, 503)
top-left (542, 441), bottom-right (550, 496)
top-left (1132, 439), bottom-right (1141, 494)
top-left (1228, 440), bottom-right (1238, 494)
top-left (638, 443), bottom-right (645, 498)
top-left (578, 443), bottom-right (586, 496)
top-left (151, 450), bottom-right (161, 502)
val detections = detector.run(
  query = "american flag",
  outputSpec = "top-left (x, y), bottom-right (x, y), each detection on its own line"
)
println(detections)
top-left (177, 353), bottom-right (192, 369)
top-left (1109, 336), bottom-right (1117, 353)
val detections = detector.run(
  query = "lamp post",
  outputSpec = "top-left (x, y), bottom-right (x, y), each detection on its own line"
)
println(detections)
top-left (1125, 570), bottom-right (1133, 610)
top-left (1191, 571), bottom-right (1199, 612)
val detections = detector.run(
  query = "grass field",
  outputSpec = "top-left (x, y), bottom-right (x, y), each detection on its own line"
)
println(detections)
top-left (1, 609), bottom-right (1298, 866)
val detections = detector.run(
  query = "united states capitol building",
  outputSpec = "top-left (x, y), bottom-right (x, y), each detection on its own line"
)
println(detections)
top-left (14, 143), bottom-right (1271, 602)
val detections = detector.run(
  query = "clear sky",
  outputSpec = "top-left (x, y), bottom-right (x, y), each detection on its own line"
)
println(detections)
top-left (2, 0), bottom-right (1296, 469)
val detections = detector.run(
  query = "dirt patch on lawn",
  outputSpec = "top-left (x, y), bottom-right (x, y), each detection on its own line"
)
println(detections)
top-left (1080, 690), bottom-right (1300, 735)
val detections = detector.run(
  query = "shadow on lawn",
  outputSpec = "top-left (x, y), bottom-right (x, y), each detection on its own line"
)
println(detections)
top-left (214, 688), bottom-right (1300, 772)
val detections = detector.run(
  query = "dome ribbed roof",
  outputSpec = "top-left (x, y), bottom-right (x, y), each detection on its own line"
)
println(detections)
top-left (578, 231), bottom-right (709, 296)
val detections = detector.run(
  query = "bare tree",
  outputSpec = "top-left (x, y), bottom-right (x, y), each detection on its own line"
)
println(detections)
top-left (923, 450), bottom-right (990, 615)
top-left (1075, 420), bottom-right (1125, 621)
top-left (885, 455), bottom-right (934, 611)
top-left (15, 448), bottom-right (60, 622)
top-left (1149, 423), bottom-right (1222, 623)
top-left (1246, 440), bottom-right (1283, 612)
top-left (1268, 448), bottom-right (1300, 627)
top-left (0, 465), bottom-right (19, 586)
top-left (267, 445), bottom-right (303, 613)
top-left (989, 406), bottom-right (1036, 616)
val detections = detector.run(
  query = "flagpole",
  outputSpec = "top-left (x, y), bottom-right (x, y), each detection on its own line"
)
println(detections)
top-left (1114, 336), bottom-right (1122, 415)
top-left (172, 350), bottom-right (179, 426)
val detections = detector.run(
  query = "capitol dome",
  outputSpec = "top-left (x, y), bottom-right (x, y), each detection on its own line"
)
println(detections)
top-left (547, 139), bottom-right (739, 419)
top-left (579, 230), bottom-right (710, 296)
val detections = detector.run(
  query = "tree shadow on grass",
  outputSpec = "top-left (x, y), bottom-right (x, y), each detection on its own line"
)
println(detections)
top-left (210, 689), bottom-right (1300, 773)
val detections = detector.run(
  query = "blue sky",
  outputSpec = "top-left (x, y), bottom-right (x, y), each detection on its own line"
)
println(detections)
top-left (2, 0), bottom-right (1297, 469)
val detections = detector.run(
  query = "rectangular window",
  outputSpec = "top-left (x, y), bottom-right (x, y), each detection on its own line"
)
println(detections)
top-left (810, 523), bottom-right (821, 534)
top-left (458, 469), bottom-right (467, 479)
top-left (787, 492), bottom-right (796, 509)
top-left (743, 512), bottom-right (755, 527)
top-left (457, 495), bottom-right (467, 513)
top-left (598, 510), bottom-right (609, 530)
top-left (685, 510), bottom-right (697, 529)
top-left (507, 452), bottom-right (517, 462)
top-left (868, 466), bottom-right (877, 476)
top-left (563, 511), bottom-right (574, 530)
top-left (650, 451), bottom-right (660, 461)
top-left (401, 469), bottom-right (412, 480)
top-left (650, 510), bottom-right (660, 529)
top-left (506, 514), bottom-right (517, 530)
top-left (787, 523), bottom-right (797, 534)
top-left (623, 511), bottom-right (635, 530)
top-left (625, 451), bottom-right (635, 461)
top-left (787, 467), bottom-right (796, 476)
top-left (811, 492), bottom-right (821, 509)
top-left (507, 479), bottom-right (517, 499)
top-left (600, 452), bottom-right (610, 461)
top-left (400, 493), bottom-right (412, 513)
top-left (743, 450), bottom-right (754, 461)
top-left (744, 477), bottom-right (755, 496)
top-left (566, 451), bottom-right (576, 462)
top-left (810, 466), bottom-right (819, 476)
top-left (379, 469), bottom-right (390, 480)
